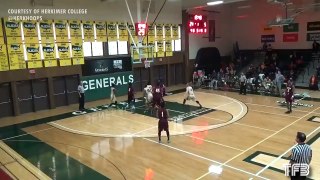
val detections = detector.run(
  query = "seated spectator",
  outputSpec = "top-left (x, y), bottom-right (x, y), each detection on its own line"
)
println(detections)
top-left (296, 56), bottom-right (304, 66)
top-left (313, 40), bottom-right (319, 52)
top-left (192, 71), bottom-right (198, 85)
top-left (263, 42), bottom-right (268, 51)
top-left (309, 74), bottom-right (319, 90)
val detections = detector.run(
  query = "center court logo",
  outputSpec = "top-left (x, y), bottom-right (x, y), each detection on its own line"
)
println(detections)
top-left (284, 164), bottom-right (309, 176)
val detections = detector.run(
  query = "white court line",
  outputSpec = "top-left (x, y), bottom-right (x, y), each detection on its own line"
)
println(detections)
top-left (246, 103), bottom-right (320, 115)
top-left (250, 109), bottom-right (299, 118)
top-left (142, 137), bottom-right (269, 180)
top-left (184, 135), bottom-right (244, 152)
top-left (254, 125), bottom-right (320, 177)
top-left (214, 106), bottom-right (320, 173)
top-left (162, 106), bottom-right (276, 132)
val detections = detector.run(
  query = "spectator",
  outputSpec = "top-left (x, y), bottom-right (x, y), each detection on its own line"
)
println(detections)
top-left (309, 74), bottom-right (319, 90)
top-left (312, 40), bottom-right (319, 52)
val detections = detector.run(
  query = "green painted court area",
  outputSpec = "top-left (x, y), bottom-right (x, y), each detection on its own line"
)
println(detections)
top-left (132, 99), bottom-right (215, 122)
top-left (0, 90), bottom-right (216, 180)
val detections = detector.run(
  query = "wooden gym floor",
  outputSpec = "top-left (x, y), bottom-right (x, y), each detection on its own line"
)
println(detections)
top-left (0, 85), bottom-right (319, 180)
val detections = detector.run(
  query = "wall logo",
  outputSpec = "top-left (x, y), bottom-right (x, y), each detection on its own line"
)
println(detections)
top-left (113, 60), bottom-right (123, 70)
top-left (171, 108), bottom-right (211, 122)
top-left (95, 63), bottom-right (109, 73)
top-left (43, 46), bottom-right (54, 53)
top-left (284, 164), bottom-right (309, 177)
top-left (6, 21), bottom-right (19, 29)
top-left (40, 23), bottom-right (51, 30)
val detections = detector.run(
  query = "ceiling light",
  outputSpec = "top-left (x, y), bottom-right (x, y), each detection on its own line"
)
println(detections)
top-left (207, 1), bottom-right (224, 6)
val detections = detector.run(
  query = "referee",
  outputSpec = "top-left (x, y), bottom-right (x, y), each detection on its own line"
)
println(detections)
top-left (239, 73), bottom-right (247, 95)
top-left (78, 81), bottom-right (85, 111)
top-left (290, 132), bottom-right (312, 180)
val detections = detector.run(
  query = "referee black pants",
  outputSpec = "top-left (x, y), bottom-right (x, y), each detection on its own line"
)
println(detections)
top-left (79, 93), bottom-right (85, 110)
top-left (240, 82), bottom-right (246, 95)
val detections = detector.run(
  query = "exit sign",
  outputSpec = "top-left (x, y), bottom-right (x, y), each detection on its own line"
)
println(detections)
top-left (189, 14), bottom-right (207, 34)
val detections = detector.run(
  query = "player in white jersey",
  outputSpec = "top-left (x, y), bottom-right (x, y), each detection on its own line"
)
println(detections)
top-left (143, 83), bottom-right (153, 113)
top-left (183, 82), bottom-right (202, 108)
top-left (108, 84), bottom-right (118, 108)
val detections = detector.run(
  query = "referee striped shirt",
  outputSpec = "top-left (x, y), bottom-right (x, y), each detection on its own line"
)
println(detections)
top-left (291, 143), bottom-right (312, 164)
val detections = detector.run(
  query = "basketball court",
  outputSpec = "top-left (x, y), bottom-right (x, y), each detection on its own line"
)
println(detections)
top-left (0, 86), bottom-right (319, 179)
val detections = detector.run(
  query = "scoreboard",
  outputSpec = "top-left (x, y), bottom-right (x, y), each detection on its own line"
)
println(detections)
top-left (189, 14), bottom-right (207, 34)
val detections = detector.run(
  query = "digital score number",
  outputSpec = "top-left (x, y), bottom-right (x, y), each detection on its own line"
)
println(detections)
top-left (189, 14), bottom-right (207, 34)
top-left (135, 23), bottom-right (148, 36)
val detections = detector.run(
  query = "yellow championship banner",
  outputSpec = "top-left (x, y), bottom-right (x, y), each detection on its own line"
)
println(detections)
top-left (26, 44), bottom-right (41, 61)
top-left (164, 24), bottom-right (172, 40)
top-left (39, 20), bottom-right (54, 43)
top-left (23, 21), bottom-right (39, 44)
top-left (69, 20), bottom-right (82, 43)
top-left (148, 25), bottom-right (155, 44)
top-left (0, 44), bottom-right (9, 71)
top-left (27, 60), bottom-right (43, 69)
top-left (4, 19), bottom-right (22, 44)
top-left (156, 24), bottom-right (163, 39)
top-left (54, 20), bottom-right (68, 42)
top-left (0, 24), bottom-right (4, 44)
top-left (165, 41), bottom-right (173, 56)
top-left (82, 21), bottom-right (94, 42)
top-left (172, 24), bottom-right (179, 40)
top-left (71, 42), bottom-right (84, 65)
top-left (129, 36), bottom-right (139, 47)
top-left (8, 44), bottom-right (26, 70)
top-left (0, 37), bottom-right (4, 45)
top-left (118, 22), bottom-right (128, 41)
top-left (57, 43), bottom-right (70, 59)
top-left (44, 60), bottom-right (58, 67)
top-left (42, 43), bottom-right (56, 60)
top-left (95, 21), bottom-right (107, 42)
top-left (59, 59), bottom-right (72, 66)
top-left (107, 21), bottom-right (117, 41)
top-left (128, 24), bottom-right (135, 37)
top-left (157, 41), bottom-right (165, 57)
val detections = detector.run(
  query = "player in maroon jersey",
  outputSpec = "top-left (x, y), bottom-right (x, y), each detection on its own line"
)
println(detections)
top-left (285, 79), bottom-right (294, 113)
top-left (126, 82), bottom-right (135, 111)
top-left (157, 102), bottom-right (170, 143)
top-left (152, 81), bottom-right (164, 109)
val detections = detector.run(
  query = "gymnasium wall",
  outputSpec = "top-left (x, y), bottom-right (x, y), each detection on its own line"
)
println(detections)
top-left (0, 0), bottom-right (185, 118)
top-left (188, 5), bottom-right (233, 59)
top-left (230, 0), bottom-right (320, 50)
top-left (0, 0), bottom-right (182, 24)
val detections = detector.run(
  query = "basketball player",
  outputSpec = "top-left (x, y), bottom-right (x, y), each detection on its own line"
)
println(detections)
top-left (285, 79), bottom-right (294, 113)
top-left (108, 84), bottom-right (117, 108)
top-left (157, 102), bottom-right (170, 143)
top-left (153, 81), bottom-right (164, 110)
top-left (183, 82), bottom-right (202, 108)
top-left (143, 83), bottom-right (153, 113)
top-left (126, 83), bottom-right (135, 111)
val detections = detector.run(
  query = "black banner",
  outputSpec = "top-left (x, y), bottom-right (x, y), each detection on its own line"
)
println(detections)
top-left (307, 33), bottom-right (320, 41)
top-left (209, 20), bottom-right (215, 42)
top-left (307, 21), bottom-right (320, 31)
top-left (82, 56), bottom-right (132, 76)
top-left (261, 35), bottom-right (275, 42)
